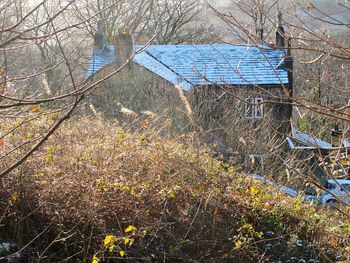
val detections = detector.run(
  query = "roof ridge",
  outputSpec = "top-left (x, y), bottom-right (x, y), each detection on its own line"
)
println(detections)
top-left (143, 49), bottom-right (194, 87)
top-left (134, 43), bottom-right (276, 49)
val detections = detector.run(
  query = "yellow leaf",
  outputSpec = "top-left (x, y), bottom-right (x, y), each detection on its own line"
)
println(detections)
top-left (169, 191), bottom-right (176, 199)
top-left (47, 145), bottom-right (55, 152)
top-left (104, 235), bottom-right (115, 247)
top-left (92, 254), bottom-right (99, 263)
top-left (234, 240), bottom-right (242, 250)
top-left (32, 106), bottom-right (41, 113)
top-left (117, 131), bottom-right (125, 140)
top-left (40, 180), bottom-right (48, 185)
top-left (124, 237), bottom-right (130, 245)
top-left (114, 183), bottom-right (123, 187)
top-left (25, 132), bottom-right (33, 139)
top-left (249, 185), bottom-right (259, 196)
top-left (119, 250), bottom-right (126, 257)
top-left (109, 244), bottom-right (115, 253)
top-left (125, 225), bottom-right (137, 233)
top-left (45, 155), bottom-right (53, 163)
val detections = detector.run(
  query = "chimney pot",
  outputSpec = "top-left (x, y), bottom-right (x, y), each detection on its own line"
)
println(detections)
top-left (94, 20), bottom-right (107, 50)
top-left (276, 12), bottom-right (285, 48)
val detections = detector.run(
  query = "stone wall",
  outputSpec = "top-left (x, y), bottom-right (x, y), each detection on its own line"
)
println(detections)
top-left (88, 62), bottom-right (192, 134)
top-left (89, 63), bottom-right (289, 172)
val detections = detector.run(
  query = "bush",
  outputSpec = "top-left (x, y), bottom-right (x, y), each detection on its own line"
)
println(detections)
top-left (0, 117), bottom-right (349, 262)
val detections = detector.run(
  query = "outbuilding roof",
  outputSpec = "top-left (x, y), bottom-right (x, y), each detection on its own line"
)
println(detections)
top-left (287, 128), bottom-right (333, 150)
top-left (87, 44), bottom-right (289, 91)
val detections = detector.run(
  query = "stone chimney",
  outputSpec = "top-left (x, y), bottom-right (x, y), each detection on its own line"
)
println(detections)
top-left (284, 38), bottom-right (294, 134)
top-left (258, 25), bottom-right (264, 41)
top-left (331, 125), bottom-right (343, 147)
top-left (276, 12), bottom-right (285, 48)
top-left (114, 28), bottom-right (134, 66)
top-left (94, 20), bottom-right (107, 50)
top-left (285, 38), bottom-right (293, 92)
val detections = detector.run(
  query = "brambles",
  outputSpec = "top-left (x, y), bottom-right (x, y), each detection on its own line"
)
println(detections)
top-left (0, 117), bottom-right (349, 262)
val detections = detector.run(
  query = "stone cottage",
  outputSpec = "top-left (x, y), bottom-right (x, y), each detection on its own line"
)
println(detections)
top-left (86, 16), bottom-right (293, 171)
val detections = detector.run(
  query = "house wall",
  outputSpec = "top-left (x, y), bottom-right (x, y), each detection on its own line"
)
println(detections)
top-left (88, 62), bottom-right (192, 134)
top-left (89, 63), bottom-right (290, 174)
top-left (188, 85), bottom-right (287, 127)
top-left (186, 85), bottom-right (289, 163)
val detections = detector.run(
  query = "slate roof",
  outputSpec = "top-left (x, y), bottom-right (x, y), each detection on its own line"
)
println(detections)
top-left (87, 44), bottom-right (289, 91)
top-left (287, 128), bottom-right (333, 150)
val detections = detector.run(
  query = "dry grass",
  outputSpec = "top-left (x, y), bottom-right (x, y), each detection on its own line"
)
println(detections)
top-left (1, 117), bottom-right (350, 262)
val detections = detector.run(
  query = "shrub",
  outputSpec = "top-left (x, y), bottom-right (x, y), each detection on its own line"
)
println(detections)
top-left (0, 117), bottom-right (349, 262)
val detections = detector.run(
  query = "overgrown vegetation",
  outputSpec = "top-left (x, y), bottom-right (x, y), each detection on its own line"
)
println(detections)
top-left (1, 117), bottom-right (350, 262)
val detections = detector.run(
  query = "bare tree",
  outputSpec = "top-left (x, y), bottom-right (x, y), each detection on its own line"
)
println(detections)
top-left (208, 0), bottom-right (350, 211)
top-left (71, 0), bottom-right (218, 44)
top-left (148, 0), bottom-right (205, 44)
top-left (233, 0), bottom-right (278, 40)
top-left (71, 0), bottom-right (153, 42)
top-left (0, 0), bottom-right (137, 179)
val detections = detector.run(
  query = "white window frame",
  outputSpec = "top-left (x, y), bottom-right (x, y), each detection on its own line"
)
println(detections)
top-left (244, 96), bottom-right (264, 119)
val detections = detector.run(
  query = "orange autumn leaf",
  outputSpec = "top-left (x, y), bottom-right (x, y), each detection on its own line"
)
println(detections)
top-left (142, 119), bottom-right (150, 128)
top-left (32, 106), bottom-right (41, 113)
top-left (11, 193), bottom-right (18, 201)
top-left (0, 139), bottom-right (4, 146)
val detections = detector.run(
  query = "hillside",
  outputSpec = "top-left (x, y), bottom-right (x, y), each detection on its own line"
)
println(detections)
top-left (1, 117), bottom-right (350, 262)
top-left (210, 0), bottom-right (350, 35)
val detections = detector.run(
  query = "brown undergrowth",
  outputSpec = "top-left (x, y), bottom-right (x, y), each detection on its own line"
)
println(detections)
top-left (1, 117), bottom-right (350, 262)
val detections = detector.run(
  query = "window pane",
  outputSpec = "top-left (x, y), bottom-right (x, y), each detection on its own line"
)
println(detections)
top-left (255, 98), bottom-right (263, 118)
top-left (245, 98), bottom-right (253, 118)
top-left (244, 97), bottom-right (263, 119)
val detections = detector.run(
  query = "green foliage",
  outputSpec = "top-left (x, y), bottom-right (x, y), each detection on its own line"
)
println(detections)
top-left (297, 117), bottom-right (309, 132)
